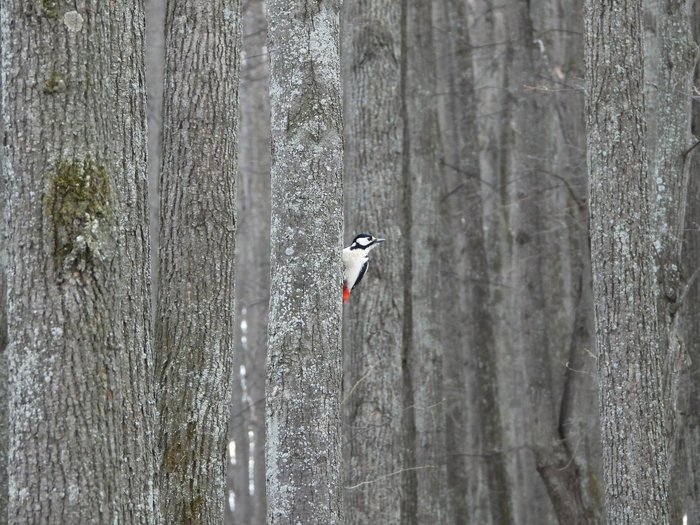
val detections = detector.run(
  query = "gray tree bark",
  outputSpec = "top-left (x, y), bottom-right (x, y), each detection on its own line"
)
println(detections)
top-left (585, 0), bottom-right (671, 521)
top-left (155, 0), bottom-right (242, 523)
top-left (400, 1), bottom-right (447, 523)
top-left (507, 0), bottom-right (601, 522)
top-left (265, 0), bottom-right (345, 523)
top-left (464, 0), bottom-right (606, 519)
top-left (340, 1), bottom-right (404, 524)
top-left (679, 152), bottom-right (700, 525)
top-left (2, 0), bottom-right (158, 523)
top-left (113, 3), bottom-right (160, 522)
top-left (678, 16), bottom-right (700, 517)
top-left (0, 57), bottom-right (7, 523)
top-left (643, 0), bottom-right (694, 521)
top-left (433, 1), bottom-right (514, 523)
top-left (227, 0), bottom-right (270, 522)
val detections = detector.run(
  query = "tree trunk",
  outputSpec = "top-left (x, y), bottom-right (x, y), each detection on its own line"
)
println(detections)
top-left (265, 0), bottom-right (345, 523)
top-left (401, 1), bottom-right (447, 523)
top-left (679, 133), bottom-right (700, 525)
top-left (506, 0), bottom-right (601, 522)
top-left (340, 1), bottom-right (404, 524)
top-left (112, 3), bottom-right (160, 522)
top-left (643, 0), bottom-right (694, 520)
top-left (155, 0), bottom-right (242, 523)
top-left (227, 1), bottom-right (271, 522)
top-left (2, 1), bottom-right (157, 522)
top-left (585, 0), bottom-right (671, 520)
top-left (0, 63), bottom-right (7, 523)
top-left (678, 14), bottom-right (700, 517)
top-left (433, 1), bottom-right (514, 523)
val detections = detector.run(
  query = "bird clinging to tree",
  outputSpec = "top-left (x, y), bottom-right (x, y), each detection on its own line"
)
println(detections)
top-left (342, 233), bottom-right (385, 303)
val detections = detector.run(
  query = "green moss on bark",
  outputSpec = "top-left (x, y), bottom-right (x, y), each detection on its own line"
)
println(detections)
top-left (45, 157), bottom-right (114, 272)
top-left (43, 70), bottom-right (67, 94)
top-left (40, 0), bottom-right (59, 17)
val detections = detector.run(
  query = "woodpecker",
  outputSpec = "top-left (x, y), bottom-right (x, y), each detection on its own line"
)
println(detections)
top-left (342, 233), bottom-right (385, 303)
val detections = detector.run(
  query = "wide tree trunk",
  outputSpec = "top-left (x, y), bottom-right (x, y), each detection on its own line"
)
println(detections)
top-left (506, 0), bottom-right (601, 522)
top-left (155, 0), bottom-right (242, 523)
top-left (433, 1), bottom-right (514, 523)
top-left (585, 0), bottom-right (671, 521)
top-left (400, 1), bottom-right (447, 523)
top-left (2, 1), bottom-right (157, 523)
top-left (265, 0), bottom-right (345, 523)
top-left (340, 1), bottom-right (404, 524)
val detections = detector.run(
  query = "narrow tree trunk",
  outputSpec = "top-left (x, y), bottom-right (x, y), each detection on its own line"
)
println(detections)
top-left (401, 1), bottom-right (447, 522)
top-left (2, 1), bottom-right (156, 522)
top-left (229, 345), bottom-right (251, 523)
top-left (643, 0), bottom-right (694, 520)
top-left (585, 0), bottom-right (671, 520)
top-left (265, 1), bottom-right (345, 523)
top-left (155, 0), bottom-right (242, 523)
top-left (0, 65), bottom-right (7, 523)
top-left (340, 1), bottom-right (404, 524)
top-left (112, 3), bottom-right (161, 521)
top-left (676, 12), bottom-right (700, 517)
top-left (228, 1), bottom-right (271, 521)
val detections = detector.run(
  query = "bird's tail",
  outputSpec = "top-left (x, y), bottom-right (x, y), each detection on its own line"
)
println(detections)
top-left (343, 282), bottom-right (350, 303)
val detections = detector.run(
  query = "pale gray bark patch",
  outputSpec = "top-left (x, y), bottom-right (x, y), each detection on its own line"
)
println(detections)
top-left (340, 0), bottom-right (404, 523)
top-left (585, 0), bottom-right (672, 520)
top-left (155, 0), bottom-right (242, 523)
top-left (265, 1), bottom-right (345, 523)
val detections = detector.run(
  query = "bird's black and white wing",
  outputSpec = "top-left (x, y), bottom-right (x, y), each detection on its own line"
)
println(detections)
top-left (351, 260), bottom-right (369, 291)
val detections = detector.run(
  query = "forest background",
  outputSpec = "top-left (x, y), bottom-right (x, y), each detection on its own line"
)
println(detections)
top-left (1, 0), bottom-right (699, 524)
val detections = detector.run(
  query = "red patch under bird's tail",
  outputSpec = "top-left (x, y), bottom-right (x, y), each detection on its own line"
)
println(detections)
top-left (343, 282), bottom-right (350, 303)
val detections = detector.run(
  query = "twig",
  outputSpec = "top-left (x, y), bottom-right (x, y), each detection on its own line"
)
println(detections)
top-left (345, 465), bottom-right (435, 490)
top-left (341, 364), bottom-right (377, 405)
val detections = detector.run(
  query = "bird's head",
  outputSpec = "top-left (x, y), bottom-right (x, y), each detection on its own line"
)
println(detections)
top-left (349, 233), bottom-right (386, 252)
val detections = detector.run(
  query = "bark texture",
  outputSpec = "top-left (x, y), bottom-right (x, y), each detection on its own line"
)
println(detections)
top-left (643, 0), bottom-right (694, 520)
top-left (155, 0), bottom-right (242, 523)
top-left (0, 63), bottom-right (7, 523)
top-left (401, 0), bottom-right (447, 522)
top-left (678, 13), bottom-right (700, 517)
top-left (340, 1), bottom-right (404, 524)
top-left (585, 0), bottom-right (671, 521)
top-left (2, 1), bottom-right (157, 523)
top-left (265, 0), bottom-right (345, 523)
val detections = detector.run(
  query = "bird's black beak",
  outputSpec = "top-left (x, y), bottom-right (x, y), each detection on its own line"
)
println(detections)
top-left (374, 238), bottom-right (386, 245)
